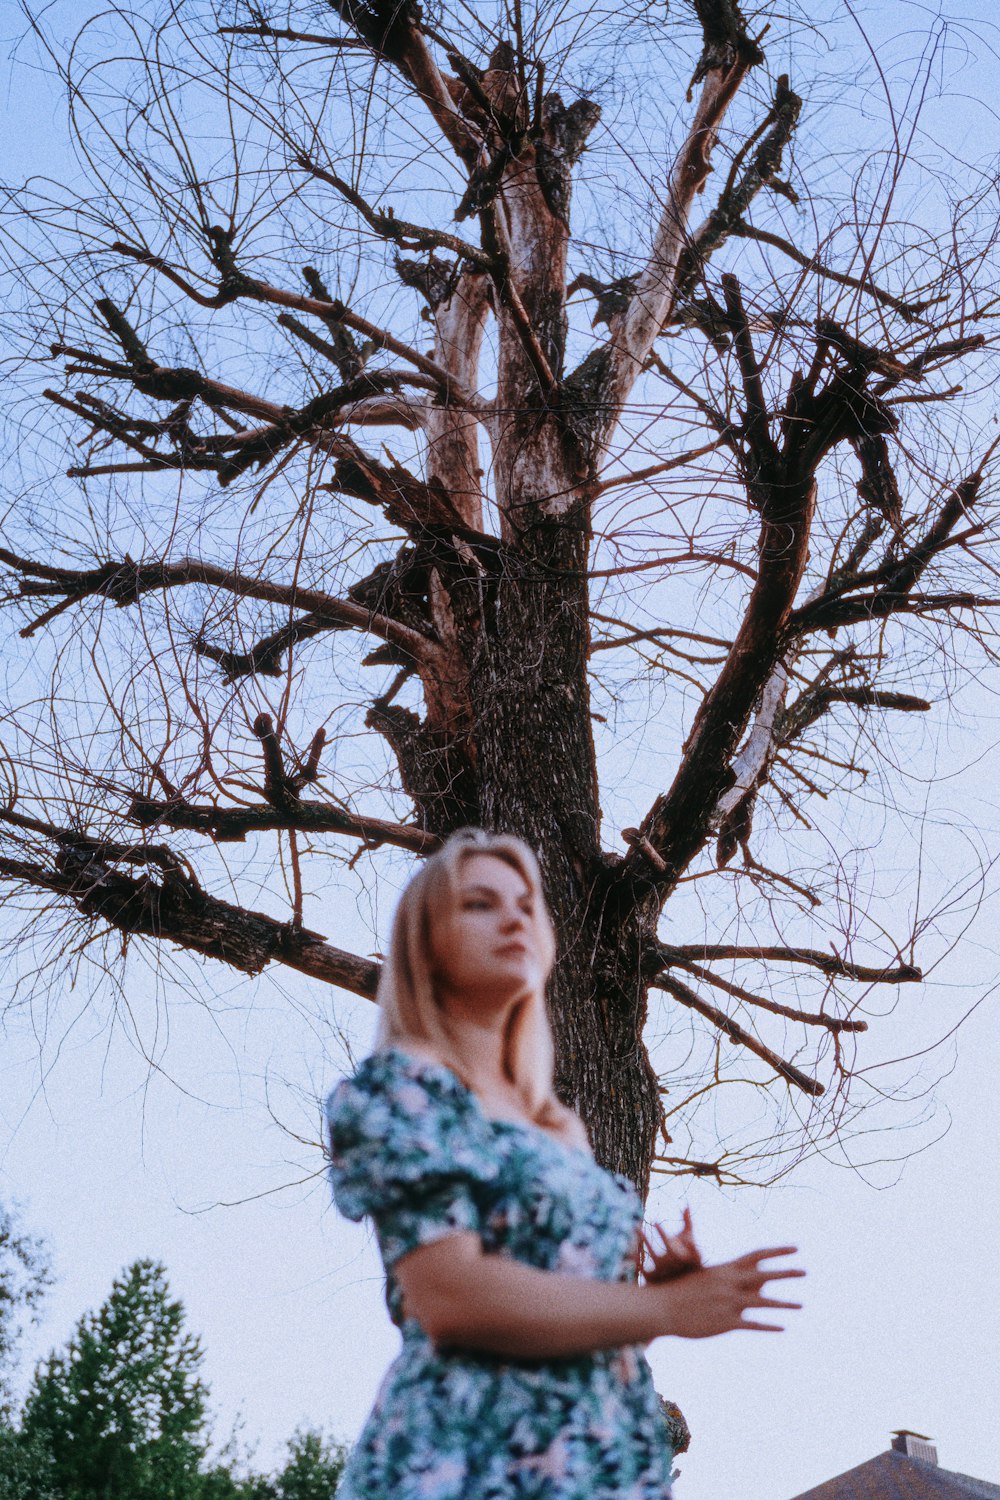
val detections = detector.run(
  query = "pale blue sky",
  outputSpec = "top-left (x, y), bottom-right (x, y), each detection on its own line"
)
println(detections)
top-left (2, 3), bottom-right (1000, 1497)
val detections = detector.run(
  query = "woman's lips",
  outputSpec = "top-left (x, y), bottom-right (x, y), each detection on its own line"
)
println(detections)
top-left (495, 940), bottom-right (528, 957)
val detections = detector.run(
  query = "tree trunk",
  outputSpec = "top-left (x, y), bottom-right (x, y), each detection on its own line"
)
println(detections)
top-left (470, 513), bottom-right (660, 1186)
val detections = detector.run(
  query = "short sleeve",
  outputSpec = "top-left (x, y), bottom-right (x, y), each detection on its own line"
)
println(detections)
top-left (325, 1050), bottom-right (500, 1272)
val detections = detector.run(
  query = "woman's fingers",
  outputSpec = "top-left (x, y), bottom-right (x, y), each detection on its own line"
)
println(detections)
top-left (736, 1320), bottom-right (784, 1332)
top-left (740, 1269), bottom-right (805, 1291)
top-left (736, 1262), bottom-right (805, 1293)
top-left (754, 1296), bottom-right (802, 1310)
top-left (742, 1273), bottom-right (805, 1294)
top-left (650, 1215), bottom-right (698, 1244)
top-left (651, 1221), bottom-right (692, 1254)
top-left (645, 1220), bottom-right (701, 1271)
top-left (734, 1245), bottom-right (800, 1267)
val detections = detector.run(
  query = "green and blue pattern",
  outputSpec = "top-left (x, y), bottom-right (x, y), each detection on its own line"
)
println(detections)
top-left (326, 1048), bottom-right (677, 1499)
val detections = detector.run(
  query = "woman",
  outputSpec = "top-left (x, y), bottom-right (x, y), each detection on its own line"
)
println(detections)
top-left (325, 829), bottom-right (803, 1499)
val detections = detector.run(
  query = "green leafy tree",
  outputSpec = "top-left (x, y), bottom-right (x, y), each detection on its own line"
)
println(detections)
top-left (198, 1429), bottom-right (277, 1500)
top-left (2, 1253), bottom-right (344, 1500)
top-left (0, 1203), bottom-right (54, 1500)
top-left (21, 1259), bottom-right (209, 1500)
top-left (198, 1464), bottom-right (276, 1500)
top-left (0, 1423), bottom-right (58, 1500)
top-left (199, 1427), bottom-right (345, 1500)
top-left (275, 1429), bottom-right (346, 1500)
top-left (0, 1204), bottom-right (50, 1417)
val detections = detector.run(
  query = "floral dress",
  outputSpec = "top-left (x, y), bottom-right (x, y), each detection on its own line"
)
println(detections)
top-left (325, 1047), bottom-right (678, 1499)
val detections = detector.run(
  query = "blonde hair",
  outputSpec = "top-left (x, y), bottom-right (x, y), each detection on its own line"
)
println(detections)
top-left (375, 828), bottom-right (579, 1137)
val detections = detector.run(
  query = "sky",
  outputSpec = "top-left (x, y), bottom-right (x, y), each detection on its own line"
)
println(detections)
top-left (2, 3), bottom-right (1000, 1498)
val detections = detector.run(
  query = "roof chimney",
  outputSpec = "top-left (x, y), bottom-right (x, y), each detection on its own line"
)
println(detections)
top-left (891, 1431), bottom-right (939, 1465)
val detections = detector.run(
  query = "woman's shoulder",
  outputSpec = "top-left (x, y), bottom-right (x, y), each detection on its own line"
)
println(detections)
top-left (325, 1047), bottom-right (499, 1217)
top-left (324, 1046), bottom-right (475, 1139)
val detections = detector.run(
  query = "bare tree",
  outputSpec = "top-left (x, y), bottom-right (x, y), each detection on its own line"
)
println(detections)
top-left (2, 0), bottom-right (999, 1190)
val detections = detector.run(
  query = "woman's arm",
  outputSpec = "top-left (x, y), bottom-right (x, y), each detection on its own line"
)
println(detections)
top-left (395, 1233), bottom-right (803, 1359)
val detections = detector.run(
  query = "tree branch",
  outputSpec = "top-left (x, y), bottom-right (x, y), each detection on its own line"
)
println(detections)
top-left (675, 73), bottom-right (802, 308)
top-left (713, 647), bottom-right (932, 865)
top-left (294, 155), bottom-right (494, 269)
top-left (712, 660), bottom-right (787, 865)
top-left (619, 280), bottom-right (815, 892)
top-left (109, 243), bottom-right (480, 404)
top-left (219, 24), bottom-right (369, 49)
top-left (660, 943), bottom-right (921, 984)
top-left (51, 328), bottom-right (447, 481)
top-left (792, 590), bottom-right (1000, 632)
top-left (790, 463), bottom-right (993, 634)
top-left (327, 435), bottom-right (480, 538)
top-left (597, 0), bottom-right (763, 428)
top-left (651, 972), bottom-right (824, 1095)
top-left (129, 794), bottom-right (439, 855)
top-left (0, 550), bottom-right (436, 662)
top-left (409, 263), bottom-right (492, 528)
top-left (212, 379), bottom-right (436, 486)
top-left (334, 390), bottom-right (431, 429)
top-left (722, 272), bottom-right (780, 480)
top-left (780, 684), bottom-right (931, 740)
top-left (659, 954), bottom-right (869, 1032)
top-left (42, 389), bottom-right (219, 477)
top-left (253, 279), bottom-right (482, 402)
top-left (592, 437), bottom-right (728, 494)
top-left (731, 222), bottom-right (934, 321)
top-left (0, 822), bottom-right (379, 998)
top-left (326, 0), bottom-right (481, 164)
top-left (50, 342), bottom-right (286, 423)
top-left (193, 611), bottom-right (343, 681)
top-left (478, 206), bottom-right (559, 396)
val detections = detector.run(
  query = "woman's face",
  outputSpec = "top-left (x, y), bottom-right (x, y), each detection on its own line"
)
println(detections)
top-left (431, 853), bottom-right (547, 1010)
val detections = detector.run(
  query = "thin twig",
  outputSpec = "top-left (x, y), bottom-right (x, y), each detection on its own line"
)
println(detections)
top-left (660, 954), bottom-right (869, 1031)
top-left (652, 972), bottom-right (824, 1095)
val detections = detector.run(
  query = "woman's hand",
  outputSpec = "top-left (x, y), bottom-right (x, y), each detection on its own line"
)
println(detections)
top-left (641, 1207), bottom-right (702, 1284)
top-left (654, 1246), bottom-right (804, 1338)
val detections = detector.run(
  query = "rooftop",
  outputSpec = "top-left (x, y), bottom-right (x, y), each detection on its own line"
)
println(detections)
top-left (789, 1439), bottom-right (1000, 1500)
